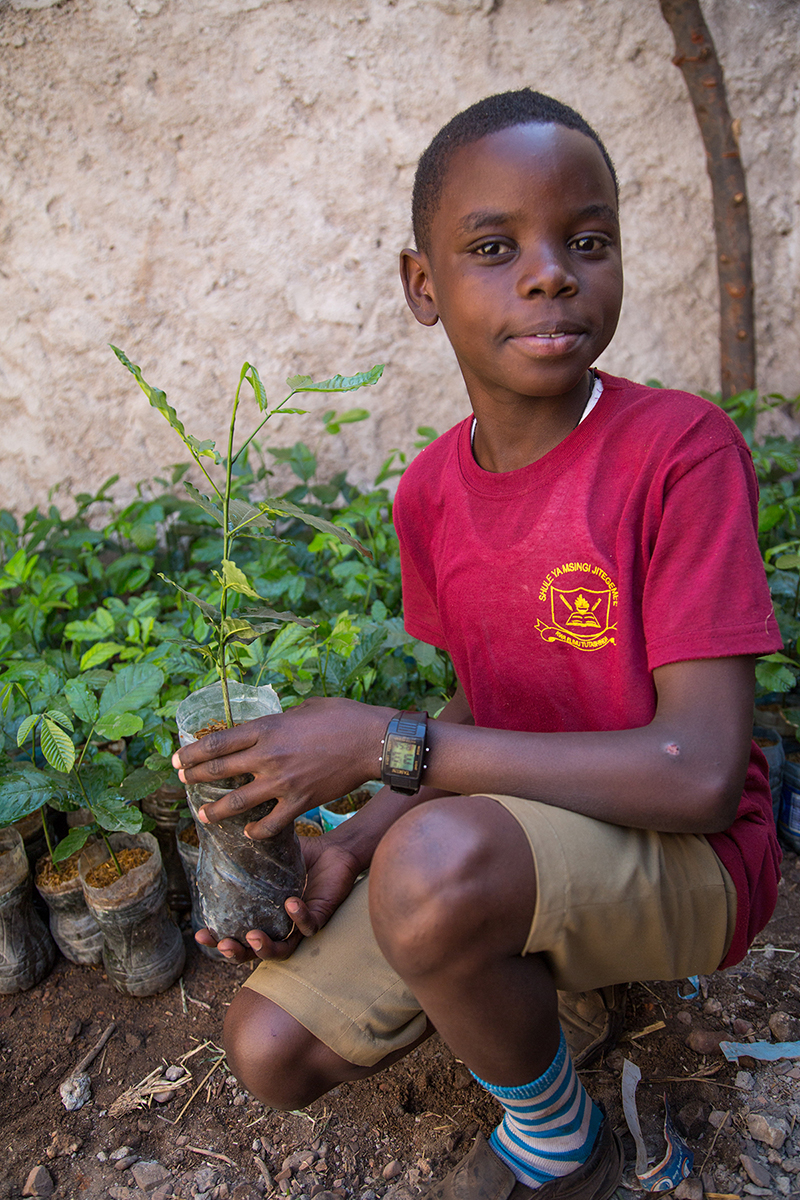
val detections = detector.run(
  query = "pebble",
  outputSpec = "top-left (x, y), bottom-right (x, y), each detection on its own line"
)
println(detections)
top-left (676, 1010), bottom-right (693, 1026)
top-left (64, 1019), bottom-right (82, 1044)
top-left (686, 1028), bottom-right (726, 1054)
top-left (131, 1160), bottom-right (172, 1191)
top-left (283, 1152), bottom-right (317, 1173)
top-left (744, 1187), bottom-right (772, 1196)
top-left (736, 1070), bottom-right (755, 1090)
top-left (110, 1147), bottom-right (137, 1161)
top-left (165, 1065), bottom-right (186, 1081)
top-left (194, 1167), bottom-right (220, 1191)
top-left (769, 1012), bottom-right (796, 1042)
top-left (703, 997), bottom-right (723, 1015)
top-left (153, 1091), bottom-right (174, 1103)
top-left (382, 1161), bottom-right (402, 1181)
top-left (777, 1175), bottom-right (792, 1195)
top-left (673, 1179), bottom-right (703, 1200)
top-left (709, 1110), bottom-right (730, 1129)
top-left (747, 1112), bottom-right (789, 1149)
top-left (114, 1155), bottom-right (140, 1172)
top-left (740, 1154), bottom-right (771, 1188)
top-left (22, 1165), bottom-right (53, 1197)
top-left (733, 1017), bottom-right (754, 1036)
top-left (233, 1093), bottom-right (247, 1106)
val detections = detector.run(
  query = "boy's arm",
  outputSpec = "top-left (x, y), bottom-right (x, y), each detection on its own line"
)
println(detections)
top-left (175, 657), bottom-right (755, 838)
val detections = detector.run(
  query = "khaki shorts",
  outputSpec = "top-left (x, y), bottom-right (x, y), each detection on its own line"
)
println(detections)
top-left (244, 795), bottom-right (737, 1067)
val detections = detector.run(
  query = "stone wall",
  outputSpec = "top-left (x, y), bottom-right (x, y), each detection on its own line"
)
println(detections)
top-left (1, 0), bottom-right (798, 510)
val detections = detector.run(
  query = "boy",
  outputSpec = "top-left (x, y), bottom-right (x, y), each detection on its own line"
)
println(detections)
top-left (174, 90), bottom-right (782, 1200)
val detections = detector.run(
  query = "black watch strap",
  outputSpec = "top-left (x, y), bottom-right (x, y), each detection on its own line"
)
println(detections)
top-left (380, 710), bottom-right (429, 795)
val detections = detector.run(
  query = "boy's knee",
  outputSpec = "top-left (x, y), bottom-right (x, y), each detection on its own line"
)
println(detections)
top-left (223, 988), bottom-right (333, 1110)
top-left (368, 797), bottom-right (502, 976)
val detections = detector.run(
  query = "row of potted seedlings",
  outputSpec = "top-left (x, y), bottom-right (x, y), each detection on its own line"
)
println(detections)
top-left (0, 352), bottom-right (387, 996)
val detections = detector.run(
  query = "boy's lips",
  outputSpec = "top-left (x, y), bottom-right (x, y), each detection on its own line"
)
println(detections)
top-left (509, 326), bottom-right (587, 357)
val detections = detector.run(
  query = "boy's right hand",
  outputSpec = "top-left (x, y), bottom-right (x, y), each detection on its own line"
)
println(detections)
top-left (195, 835), bottom-right (362, 963)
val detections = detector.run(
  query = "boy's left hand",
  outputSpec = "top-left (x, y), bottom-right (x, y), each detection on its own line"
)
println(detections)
top-left (172, 696), bottom-right (393, 838)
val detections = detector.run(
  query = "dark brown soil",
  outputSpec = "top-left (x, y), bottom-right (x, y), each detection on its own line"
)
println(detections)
top-left (0, 851), bottom-right (798, 1200)
top-left (324, 790), bottom-right (372, 817)
top-left (179, 826), bottom-right (200, 848)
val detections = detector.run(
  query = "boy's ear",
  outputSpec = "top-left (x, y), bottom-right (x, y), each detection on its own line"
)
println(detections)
top-left (399, 248), bottom-right (439, 327)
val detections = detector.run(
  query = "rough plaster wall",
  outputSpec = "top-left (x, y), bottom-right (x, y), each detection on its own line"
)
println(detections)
top-left (0, 0), bottom-right (798, 512)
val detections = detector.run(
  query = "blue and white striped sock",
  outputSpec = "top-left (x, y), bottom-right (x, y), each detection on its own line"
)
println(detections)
top-left (471, 1029), bottom-right (603, 1189)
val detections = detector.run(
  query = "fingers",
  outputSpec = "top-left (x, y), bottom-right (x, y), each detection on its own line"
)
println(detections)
top-left (173, 721), bottom-right (263, 772)
top-left (195, 781), bottom-right (283, 827)
top-left (195, 930), bottom-right (255, 962)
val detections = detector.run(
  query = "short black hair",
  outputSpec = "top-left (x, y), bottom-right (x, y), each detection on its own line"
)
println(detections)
top-left (412, 89), bottom-right (618, 254)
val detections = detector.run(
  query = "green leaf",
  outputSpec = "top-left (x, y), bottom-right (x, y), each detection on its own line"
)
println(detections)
top-left (119, 765), bottom-right (174, 802)
top-left (153, 727), bottom-right (173, 758)
top-left (91, 792), bottom-right (144, 834)
top-left (80, 642), bottom-right (124, 671)
top-left (111, 346), bottom-right (221, 463)
top-left (64, 678), bottom-right (100, 724)
top-left (775, 554), bottom-right (800, 570)
top-left (239, 604), bottom-right (315, 627)
top-left (259, 497), bottom-right (372, 559)
top-left (184, 481), bottom-right (223, 525)
top-left (100, 663), bottom-right (163, 717)
top-left (227, 498), bottom-right (278, 537)
top-left (51, 826), bottom-right (93, 863)
top-left (158, 574), bottom-right (220, 621)
top-left (221, 560), bottom-right (261, 599)
top-left (244, 363), bottom-right (268, 412)
top-left (94, 711), bottom-right (144, 740)
top-left (39, 716), bottom-right (76, 773)
top-left (286, 364), bottom-right (384, 394)
top-left (45, 708), bottom-right (74, 733)
top-left (0, 766), bottom-right (57, 824)
top-left (16, 713), bottom-right (40, 748)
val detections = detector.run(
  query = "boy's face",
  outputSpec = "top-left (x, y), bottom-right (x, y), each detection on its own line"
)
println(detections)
top-left (401, 123), bottom-right (623, 410)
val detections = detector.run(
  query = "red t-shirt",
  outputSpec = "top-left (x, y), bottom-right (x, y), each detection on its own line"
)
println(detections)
top-left (394, 372), bottom-right (782, 970)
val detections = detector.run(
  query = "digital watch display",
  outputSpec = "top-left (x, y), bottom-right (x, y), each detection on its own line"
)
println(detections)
top-left (380, 710), bottom-right (429, 795)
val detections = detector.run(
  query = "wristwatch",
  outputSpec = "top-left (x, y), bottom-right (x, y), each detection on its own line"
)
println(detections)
top-left (380, 710), bottom-right (429, 795)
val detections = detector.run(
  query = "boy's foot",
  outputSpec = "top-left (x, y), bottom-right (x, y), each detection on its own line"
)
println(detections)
top-left (557, 986), bottom-right (628, 1068)
top-left (424, 1118), bottom-right (623, 1200)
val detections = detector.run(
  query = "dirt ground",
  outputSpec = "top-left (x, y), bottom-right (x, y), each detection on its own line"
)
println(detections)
top-left (2, 849), bottom-right (799, 1200)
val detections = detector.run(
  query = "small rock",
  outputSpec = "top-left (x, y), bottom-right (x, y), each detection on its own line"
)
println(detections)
top-left (703, 997), bottom-right (723, 1015)
top-left (131, 1161), bottom-right (172, 1192)
top-left (674, 1179), bottom-right (703, 1200)
top-left (176, 1136), bottom-right (189, 1147)
top-left (153, 1186), bottom-right (174, 1200)
top-left (747, 1113), bottom-right (789, 1149)
top-left (382, 1162), bottom-right (402, 1181)
top-left (782, 1156), bottom-right (800, 1173)
top-left (231, 1186), bottom-right (260, 1200)
top-left (678, 1100), bottom-right (707, 1139)
top-left (736, 1070), bottom-right (755, 1090)
top-left (138, 1119), bottom-right (153, 1133)
top-left (165, 1066), bottom-right (185, 1082)
top-left (233, 1092), bottom-right (247, 1106)
top-left (769, 1012), bottom-right (796, 1042)
top-left (687, 1028), bottom-right (726, 1054)
top-left (604, 1049), bottom-right (624, 1072)
top-left (740, 1155), bottom-right (771, 1188)
top-left (742, 980), bottom-right (766, 1001)
top-left (64, 1019), bottom-right (82, 1044)
top-left (59, 1070), bottom-right (91, 1111)
top-left (114, 1155), bottom-right (140, 1172)
top-left (776, 1175), bottom-right (792, 1195)
top-left (22, 1165), bottom-right (53, 1197)
top-left (773, 1060), bottom-right (794, 1075)
top-left (743, 1187), bottom-right (772, 1197)
top-left (125, 1032), bottom-right (143, 1050)
top-left (709, 1110), bottom-right (730, 1129)
top-left (282, 1152), bottom-right (317, 1173)
top-left (676, 1010), bottom-right (693, 1026)
top-left (97, 1151), bottom-right (108, 1162)
top-left (195, 1167), bottom-right (220, 1192)
top-left (107, 1188), bottom-right (137, 1200)
top-left (110, 1147), bottom-right (137, 1162)
top-left (383, 1187), bottom-right (416, 1200)
top-left (733, 1017), bottom-right (754, 1036)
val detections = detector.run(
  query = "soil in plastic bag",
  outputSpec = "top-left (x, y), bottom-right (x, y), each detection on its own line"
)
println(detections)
top-left (35, 849), bottom-right (103, 966)
top-left (175, 818), bottom-right (225, 961)
top-left (79, 833), bottom-right (185, 997)
top-left (0, 828), bottom-right (56, 993)
top-left (176, 682), bottom-right (306, 945)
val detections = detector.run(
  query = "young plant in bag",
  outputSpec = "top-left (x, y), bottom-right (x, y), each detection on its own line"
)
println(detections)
top-left (111, 348), bottom-right (383, 728)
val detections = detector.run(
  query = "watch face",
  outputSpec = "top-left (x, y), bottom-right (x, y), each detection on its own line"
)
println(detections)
top-left (385, 733), bottom-right (419, 775)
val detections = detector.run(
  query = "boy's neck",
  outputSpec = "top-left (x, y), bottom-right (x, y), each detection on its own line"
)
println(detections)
top-left (469, 371), bottom-right (596, 473)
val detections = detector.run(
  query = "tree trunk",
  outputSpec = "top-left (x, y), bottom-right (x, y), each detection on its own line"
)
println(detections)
top-left (658, 0), bottom-right (755, 399)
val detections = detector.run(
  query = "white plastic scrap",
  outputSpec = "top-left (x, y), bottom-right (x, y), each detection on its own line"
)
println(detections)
top-left (621, 1059), bottom-right (693, 1192)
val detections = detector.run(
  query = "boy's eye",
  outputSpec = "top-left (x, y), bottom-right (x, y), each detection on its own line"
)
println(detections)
top-left (570, 234), bottom-right (611, 254)
top-left (473, 240), bottom-right (512, 258)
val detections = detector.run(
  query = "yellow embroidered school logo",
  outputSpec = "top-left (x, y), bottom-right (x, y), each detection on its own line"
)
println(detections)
top-left (536, 562), bottom-right (618, 652)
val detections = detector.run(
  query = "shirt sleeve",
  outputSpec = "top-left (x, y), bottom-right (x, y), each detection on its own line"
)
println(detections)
top-left (643, 443), bottom-right (782, 670)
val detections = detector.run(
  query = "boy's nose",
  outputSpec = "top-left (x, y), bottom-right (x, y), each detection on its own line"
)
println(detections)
top-left (515, 249), bottom-right (577, 299)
